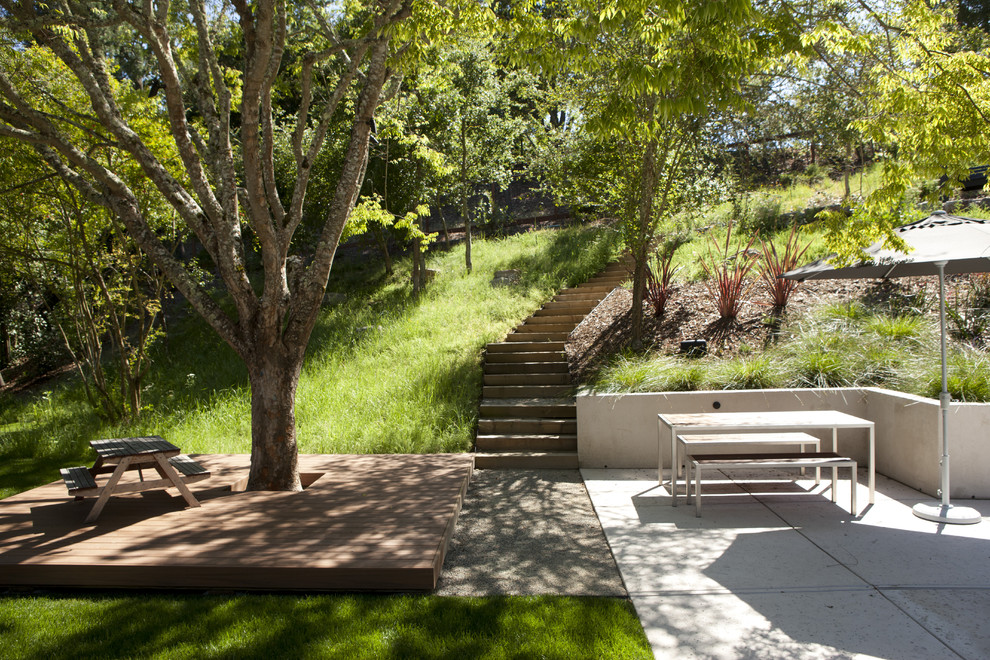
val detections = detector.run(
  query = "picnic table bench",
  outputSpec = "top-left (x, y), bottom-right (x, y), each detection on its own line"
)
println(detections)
top-left (686, 451), bottom-right (858, 517)
top-left (60, 436), bottom-right (210, 522)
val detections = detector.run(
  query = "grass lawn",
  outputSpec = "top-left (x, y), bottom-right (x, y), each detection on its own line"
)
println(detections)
top-left (0, 593), bottom-right (652, 659)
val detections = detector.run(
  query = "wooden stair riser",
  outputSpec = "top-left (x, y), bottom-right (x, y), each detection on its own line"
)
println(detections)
top-left (477, 418), bottom-right (577, 434)
top-left (539, 301), bottom-right (599, 313)
top-left (529, 311), bottom-right (587, 322)
top-left (480, 401), bottom-right (576, 418)
top-left (484, 352), bottom-right (566, 364)
top-left (483, 373), bottom-right (571, 385)
top-left (514, 322), bottom-right (574, 333)
top-left (520, 314), bottom-right (586, 324)
top-left (484, 362), bottom-right (569, 374)
top-left (486, 341), bottom-right (566, 353)
top-left (482, 385), bottom-right (572, 398)
top-left (553, 292), bottom-right (605, 302)
top-left (505, 332), bottom-right (571, 342)
top-left (476, 434), bottom-right (577, 451)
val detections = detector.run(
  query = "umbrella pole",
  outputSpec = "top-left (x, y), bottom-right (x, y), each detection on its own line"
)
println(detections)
top-left (912, 263), bottom-right (982, 524)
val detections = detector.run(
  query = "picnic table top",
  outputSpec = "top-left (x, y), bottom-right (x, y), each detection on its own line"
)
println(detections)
top-left (90, 436), bottom-right (180, 459)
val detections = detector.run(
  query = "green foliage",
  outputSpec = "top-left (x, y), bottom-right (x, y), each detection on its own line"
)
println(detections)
top-left (929, 349), bottom-right (990, 402)
top-left (947, 274), bottom-right (990, 346)
top-left (592, 297), bottom-right (965, 399)
top-left (809, 0), bottom-right (990, 258)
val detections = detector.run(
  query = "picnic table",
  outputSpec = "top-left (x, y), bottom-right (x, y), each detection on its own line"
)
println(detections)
top-left (60, 436), bottom-right (210, 523)
top-left (658, 410), bottom-right (875, 513)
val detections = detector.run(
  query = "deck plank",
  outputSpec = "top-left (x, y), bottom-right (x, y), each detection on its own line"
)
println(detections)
top-left (0, 453), bottom-right (474, 591)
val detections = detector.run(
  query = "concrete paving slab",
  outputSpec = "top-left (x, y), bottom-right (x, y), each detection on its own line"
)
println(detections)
top-left (583, 468), bottom-right (988, 660)
top-left (769, 501), bottom-right (990, 587)
top-left (633, 590), bottom-right (959, 660)
top-left (882, 588), bottom-right (990, 660)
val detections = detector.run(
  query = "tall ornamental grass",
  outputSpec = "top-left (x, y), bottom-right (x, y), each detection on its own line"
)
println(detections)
top-left (591, 301), bottom-right (964, 397)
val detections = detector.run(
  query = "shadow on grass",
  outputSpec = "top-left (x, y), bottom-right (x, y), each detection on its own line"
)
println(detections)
top-left (0, 593), bottom-right (651, 659)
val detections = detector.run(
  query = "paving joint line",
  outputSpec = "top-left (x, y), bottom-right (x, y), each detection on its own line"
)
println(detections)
top-left (726, 469), bottom-right (971, 660)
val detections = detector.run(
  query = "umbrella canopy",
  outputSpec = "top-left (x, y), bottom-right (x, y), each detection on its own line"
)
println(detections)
top-left (783, 212), bottom-right (990, 281)
top-left (782, 210), bottom-right (984, 525)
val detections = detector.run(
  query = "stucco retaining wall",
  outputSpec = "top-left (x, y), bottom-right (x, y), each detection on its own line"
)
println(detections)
top-left (577, 387), bottom-right (989, 499)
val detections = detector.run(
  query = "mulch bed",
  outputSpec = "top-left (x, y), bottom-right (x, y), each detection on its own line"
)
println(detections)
top-left (566, 274), bottom-right (965, 382)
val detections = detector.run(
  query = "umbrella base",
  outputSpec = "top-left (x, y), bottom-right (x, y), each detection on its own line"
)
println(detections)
top-left (912, 502), bottom-right (982, 525)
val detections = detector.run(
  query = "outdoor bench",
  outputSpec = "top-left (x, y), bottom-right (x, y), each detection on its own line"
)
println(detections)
top-left (686, 451), bottom-right (857, 518)
top-left (677, 432), bottom-right (824, 485)
top-left (60, 437), bottom-right (211, 522)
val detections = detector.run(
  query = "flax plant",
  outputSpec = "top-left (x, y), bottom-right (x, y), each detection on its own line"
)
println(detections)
top-left (758, 224), bottom-right (811, 310)
top-left (700, 223), bottom-right (759, 321)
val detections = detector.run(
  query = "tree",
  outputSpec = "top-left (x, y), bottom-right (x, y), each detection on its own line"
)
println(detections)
top-left (0, 1), bottom-right (481, 490)
top-left (512, 0), bottom-right (787, 347)
top-left (412, 36), bottom-right (534, 271)
top-left (810, 0), bottom-right (990, 257)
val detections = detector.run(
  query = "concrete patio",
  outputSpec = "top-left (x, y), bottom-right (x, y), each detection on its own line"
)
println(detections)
top-left (583, 467), bottom-right (989, 659)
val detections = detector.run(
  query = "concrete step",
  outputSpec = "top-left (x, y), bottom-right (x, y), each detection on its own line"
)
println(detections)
top-left (478, 417), bottom-right (577, 434)
top-left (474, 451), bottom-right (579, 469)
top-left (485, 351), bottom-right (566, 364)
top-left (476, 434), bottom-right (577, 451)
top-left (480, 398), bottom-right (576, 418)
top-left (483, 373), bottom-right (571, 385)
top-left (505, 332), bottom-right (571, 342)
top-left (487, 341), bottom-right (566, 353)
top-left (482, 384), bottom-right (572, 398)
top-left (484, 362), bottom-right (569, 374)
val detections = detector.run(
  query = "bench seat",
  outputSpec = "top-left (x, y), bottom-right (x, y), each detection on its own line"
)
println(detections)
top-left (168, 455), bottom-right (211, 482)
top-left (687, 451), bottom-right (857, 518)
top-left (60, 466), bottom-right (99, 496)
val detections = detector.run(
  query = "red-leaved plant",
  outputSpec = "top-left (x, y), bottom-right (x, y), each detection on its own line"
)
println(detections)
top-left (645, 247), bottom-right (680, 318)
top-left (758, 224), bottom-right (812, 310)
top-left (700, 223), bottom-right (759, 321)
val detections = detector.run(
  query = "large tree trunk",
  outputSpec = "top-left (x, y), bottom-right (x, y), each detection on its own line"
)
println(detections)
top-left (247, 349), bottom-right (303, 491)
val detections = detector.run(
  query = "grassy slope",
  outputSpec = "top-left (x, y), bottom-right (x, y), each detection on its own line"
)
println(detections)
top-left (0, 224), bottom-right (621, 497)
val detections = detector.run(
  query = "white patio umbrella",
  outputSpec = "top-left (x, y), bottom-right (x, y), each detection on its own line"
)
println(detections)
top-left (782, 210), bottom-right (986, 524)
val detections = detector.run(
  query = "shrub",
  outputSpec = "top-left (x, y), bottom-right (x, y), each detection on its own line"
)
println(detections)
top-left (716, 356), bottom-right (780, 390)
top-left (644, 240), bottom-right (683, 318)
top-left (866, 315), bottom-right (926, 342)
top-left (948, 274), bottom-right (990, 346)
top-left (700, 223), bottom-right (759, 321)
top-left (758, 224), bottom-right (811, 310)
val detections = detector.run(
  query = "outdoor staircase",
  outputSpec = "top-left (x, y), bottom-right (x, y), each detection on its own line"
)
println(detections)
top-left (474, 258), bottom-right (633, 469)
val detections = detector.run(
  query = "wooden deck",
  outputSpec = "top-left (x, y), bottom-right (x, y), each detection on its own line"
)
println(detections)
top-left (0, 453), bottom-right (474, 591)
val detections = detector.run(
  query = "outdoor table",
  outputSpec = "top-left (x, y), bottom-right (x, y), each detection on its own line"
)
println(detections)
top-left (82, 436), bottom-right (202, 522)
top-left (658, 411), bottom-right (875, 509)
